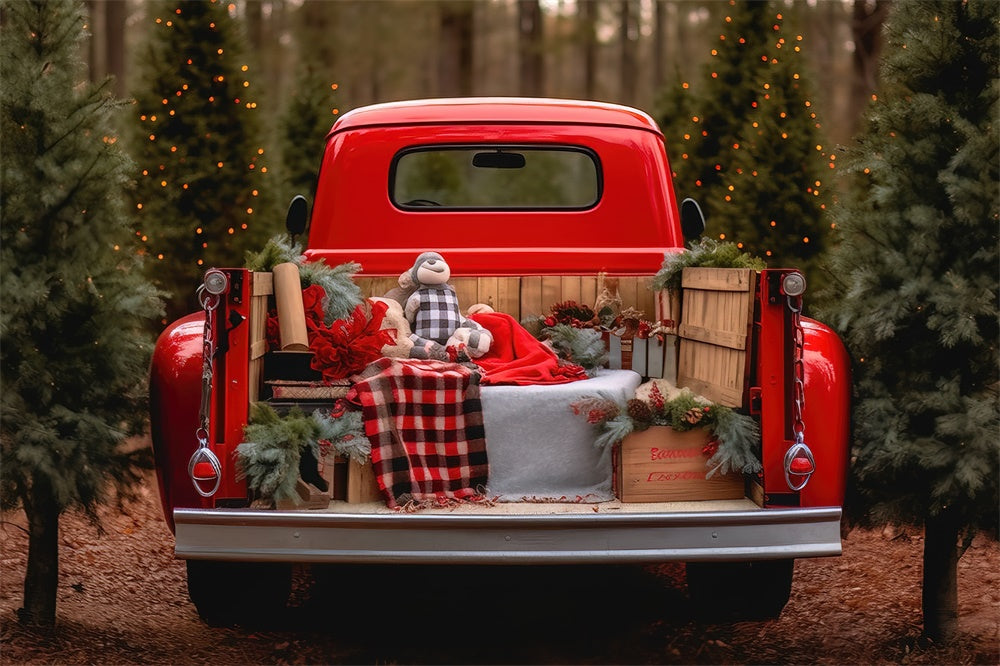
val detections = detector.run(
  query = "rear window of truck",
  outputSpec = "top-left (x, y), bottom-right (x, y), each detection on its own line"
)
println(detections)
top-left (390, 145), bottom-right (601, 210)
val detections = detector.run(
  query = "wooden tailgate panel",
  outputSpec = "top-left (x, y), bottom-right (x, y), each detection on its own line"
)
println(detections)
top-left (677, 267), bottom-right (756, 408)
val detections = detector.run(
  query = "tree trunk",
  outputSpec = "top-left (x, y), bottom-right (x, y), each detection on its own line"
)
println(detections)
top-left (20, 476), bottom-right (60, 626)
top-left (652, 0), bottom-right (667, 91)
top-left (619, 0), bottom-right (638, 103)
top-left (437, 1), bottom-right (475, 97)
top-left (104, 0), bottom-right (126, 97)
top-left (849, 0), bottom-right (889, 135)
top-left (922, 509), bottom-right (961, 642)
top-left (579, 0), bottom-right (598, 100)
top-left (518, 0), bottom-right (544, 97)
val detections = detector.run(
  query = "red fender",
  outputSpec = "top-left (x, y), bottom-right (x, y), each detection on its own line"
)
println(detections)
top-left (149, 313), bottom-right (205, 531)
top-left (798, 317), bottom-right (851, 508)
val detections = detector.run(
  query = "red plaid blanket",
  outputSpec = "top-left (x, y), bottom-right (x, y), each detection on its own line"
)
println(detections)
top-left (346, 357), bottom-right (488, 508)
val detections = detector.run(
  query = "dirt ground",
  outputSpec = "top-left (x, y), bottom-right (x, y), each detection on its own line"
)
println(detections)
top-left (1, 472), bottom-right (997, 666)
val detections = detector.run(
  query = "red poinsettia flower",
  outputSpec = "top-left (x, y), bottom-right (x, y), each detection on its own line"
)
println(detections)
top-left (265, 309), bottom-right (281, 350)
top-left (300, 284), bottom-right (327, 327)
top-left (309, 299), bottom-right (394, 381)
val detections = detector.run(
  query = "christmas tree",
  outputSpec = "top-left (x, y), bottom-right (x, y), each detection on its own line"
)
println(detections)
top-left (660, 1), bottom-right (832, 287)
top-left (129, 0), bottom-right (277, 322)
top-left (1, 0), bottom-right (163, 626)
top-left (818, 0), bottom-right (998, 642)
top-left (278, 69), bottom-right (341, 203)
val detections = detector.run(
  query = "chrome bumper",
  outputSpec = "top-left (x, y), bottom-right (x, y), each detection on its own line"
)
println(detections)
top-left (174, 507), bottom-right (842, 564)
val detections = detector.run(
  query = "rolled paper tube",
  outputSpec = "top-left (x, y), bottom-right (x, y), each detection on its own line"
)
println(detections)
top-left (272, 262), bottom-right (310, 351)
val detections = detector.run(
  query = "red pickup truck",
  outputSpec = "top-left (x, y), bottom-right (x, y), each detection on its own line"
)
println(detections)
top-left (150, 98), bottom-right (850, 625)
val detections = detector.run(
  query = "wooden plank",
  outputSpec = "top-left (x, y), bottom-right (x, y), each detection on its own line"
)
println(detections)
top-left (496, 277), bottom-right (521, 320)
top-left (541, 276), bottom-right (562, 315)
top-left (355, 277), bottom-right (398, 300)
top-left (519, 276), bottom-right (543, 319)
top-left (248, 272), bottom-right (271, 403)
top-left (634, 276), bottom-right (656, 321)
top-left (450, 277), bottom-right (479, 311)
top-left (475, 277), bottom-right (499, 311)
top-left (347, 460), bottom-right (382, 503)
top-left (676, 268), bottom-right (756, 408)
top-left (560, 276), bottom-right (582, 305)
top-left (678, 324), bottom-right (748, 350)
top-left (580, 275), bottom-right (598, 311)
top-left (677, 340), bottom-right (745, 407)
top-left (681, 266), bottom-right (754, 291)
top-left (252, 271), bottom-right (273, 296)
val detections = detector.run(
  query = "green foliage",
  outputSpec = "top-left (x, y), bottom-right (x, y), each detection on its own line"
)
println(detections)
top-left (0, 0), bottom-right (163, 514)
top-left (312, 410), bottom-right (370, 463)
top-left (244, 234), bottom-right (363, 322)
top-left (651, 238), bottom-right (766, 293)
top-left (129, 0), bottom-right (279, 322)
top-left (659, 0), bottom-right (832, 288)
top-left (542, 323), bottom-right (609, 375)
top-left (277, 67), bottom-right (340, 203)
top-left (236, 403), bottom-right (370, 501)
top-left (817, 0), bottom-right (999, 530)
top-left (573, 386), bottom-right (761, 477)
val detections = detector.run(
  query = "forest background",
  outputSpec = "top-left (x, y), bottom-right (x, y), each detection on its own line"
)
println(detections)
top-left (88, 0), bottom-right (881, 146)
top-left (85, 0), bottom-right (889, 318)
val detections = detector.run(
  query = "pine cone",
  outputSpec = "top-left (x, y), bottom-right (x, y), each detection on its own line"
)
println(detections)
top-left (684, 407), bottom-right (704, 425)
top-left (627, 399), bottom-right (654, 425)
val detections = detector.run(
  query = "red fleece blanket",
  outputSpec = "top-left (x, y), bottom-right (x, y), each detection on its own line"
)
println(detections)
top-left (469, 312), bottom-right (588, 386)
top-left (347, 357), bottom-right (488, 509)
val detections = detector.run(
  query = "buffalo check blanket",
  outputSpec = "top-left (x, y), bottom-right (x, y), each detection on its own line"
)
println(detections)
top-left (346, 357), bottom-right (489, 508)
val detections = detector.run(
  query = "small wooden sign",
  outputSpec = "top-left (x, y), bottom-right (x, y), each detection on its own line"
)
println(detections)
top-left (616, 426), bottom-right (744, 503)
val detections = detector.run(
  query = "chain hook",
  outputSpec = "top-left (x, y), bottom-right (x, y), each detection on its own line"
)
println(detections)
top-left (783, 274), bottom-right (812, 492)
top-left (188, 270), bottom-right (228, 498)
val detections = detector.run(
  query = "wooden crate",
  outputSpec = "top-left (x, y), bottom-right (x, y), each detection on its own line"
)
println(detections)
top-left (248, 271), bottom-right (273, 403)
top-left (347, 459), bottom-right (382, 503)
top-left (677, 267), bottom-right (757, 408)
top-left (615, 427), bottom-right (744, 503)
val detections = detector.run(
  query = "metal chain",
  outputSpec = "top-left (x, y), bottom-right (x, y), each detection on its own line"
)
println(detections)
top-left (784, 291), bottom-right (814, 491)
top-left (188, 284), bottom-right (223, 497)
top-left (788, 293), bottom-right (806, 446)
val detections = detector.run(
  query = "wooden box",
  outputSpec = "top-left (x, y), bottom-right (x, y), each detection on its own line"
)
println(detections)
top-left (347, 459), bottom-right (382, 503)
top-left (615, 426), bottom-right (744, 503)
top-left (631, 335), bottom-right (678, 382)
top-left (248, 271), bottom-right (273, 403)
top-left (677, 267), bottom-right (757, 408)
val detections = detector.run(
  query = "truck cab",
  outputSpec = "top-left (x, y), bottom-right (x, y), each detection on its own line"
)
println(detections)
top-left (150, 98), bottom-right (850, 625)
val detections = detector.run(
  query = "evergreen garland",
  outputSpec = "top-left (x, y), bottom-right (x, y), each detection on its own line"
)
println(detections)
top-left (651, 238), bottom-right (766, 293)
top-left (236, 404), bottom-right (313, 501)
top-left (244, 234), bottom-right (363, 323)
top-left (541, 323), bottom-right (609, 376)
top-left (236, 402), bottom-right (370, 502)
top-left (572, 383), bottom-right (761, 478)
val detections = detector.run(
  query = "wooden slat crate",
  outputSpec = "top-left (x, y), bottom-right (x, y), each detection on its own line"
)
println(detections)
top-left (347, 459), bottom-right (382, 503)
top-left (615, 426), bottom-right (745, 502)
top-left (676, 267), bottom-right (756, 408)
top-left (248, 271), bottom-right (273, 403)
